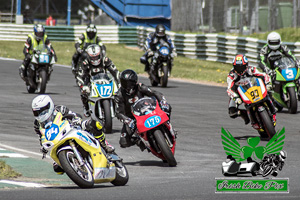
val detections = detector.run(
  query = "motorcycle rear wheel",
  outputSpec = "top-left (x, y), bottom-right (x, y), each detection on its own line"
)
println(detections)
top-left (154, 130), bottom-right (177, 167)
top-left (287, 87), bottom-right (297, 114)
top-left (58, 150), bottom-right (94, 188)
top-left (39, 70), bottom-right (47, 94)
top-left (111, 161), bottom-right (129, 186)
top-left (102, 99), bottom-right (112, 133)
top-left (160, 65), bottom-right (168, 87)
top-left (259, 109), bottom-right (276, 139)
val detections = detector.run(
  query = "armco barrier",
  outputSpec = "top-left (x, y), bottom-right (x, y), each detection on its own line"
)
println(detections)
top-left (0, 24), bottom-right (138, 45)
top-left (0, 24), bottom-right (299, 66)
top-left (137, 26), bottom-right (300, 66)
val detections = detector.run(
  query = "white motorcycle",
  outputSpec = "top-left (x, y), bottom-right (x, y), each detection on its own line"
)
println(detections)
top-left (88, 72), bottom-right (118, 133)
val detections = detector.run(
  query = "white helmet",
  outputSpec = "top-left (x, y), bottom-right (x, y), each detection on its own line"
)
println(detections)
top-left (32, 95), bottom-right (54, 125)
top-left (267, 32), bottom-right (281, 50)
top-left (86, 44), bottom-right (102, 66)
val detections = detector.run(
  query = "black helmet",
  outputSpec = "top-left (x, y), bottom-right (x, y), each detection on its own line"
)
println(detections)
top-left (86, 24), bottom-right (97, 39)
top-left (232, 54), bottom-right (248, 75)
top-left (120, 69), bottom-right (138, 95)
top-left (155, 24), bottom-right (166, 37)
top-left (34, 24), bottom-right (45, 41)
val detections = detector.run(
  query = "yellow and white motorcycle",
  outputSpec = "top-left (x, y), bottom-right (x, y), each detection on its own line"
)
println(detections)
top-left (88, 72), bottom-right (118, 133)
top-left (40, 112), bottom-right (129, 188)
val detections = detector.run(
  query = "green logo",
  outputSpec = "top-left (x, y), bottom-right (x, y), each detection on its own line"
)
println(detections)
top-left (221, 127), bottom-right (285, 162)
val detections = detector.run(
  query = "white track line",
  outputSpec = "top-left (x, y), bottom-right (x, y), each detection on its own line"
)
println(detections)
top-left (0, 153), bottom-right (28, 158)
top-left (0, 180), bottom-right (46, 188)
top-left (0, 143), bottom-right (43, 157)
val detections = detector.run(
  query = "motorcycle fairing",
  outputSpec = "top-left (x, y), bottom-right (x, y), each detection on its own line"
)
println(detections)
top-left (133, 101), bottom-right (169, 133)
top-left (238, 78), bottom-right (267, 104)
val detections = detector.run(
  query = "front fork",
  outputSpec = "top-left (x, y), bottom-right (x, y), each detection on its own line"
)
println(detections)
top-left (69, 140), bottom-right (85, 167)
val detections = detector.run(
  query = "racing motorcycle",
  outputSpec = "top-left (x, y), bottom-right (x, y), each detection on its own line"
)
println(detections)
top-left (88, 72), bottom-right (118, 133)
top-left (236, 77), bottom-right (276, 139)
top-left (269, 57), bottom-right (300, 114)
top-left (149, 41), bottom-right (172, 87)
top-left (26, 44), bottom-right (55, 94)
top-left (40, 112), bottom-right (129, 188)
top-left (131, 97), bottom-right (177, 166)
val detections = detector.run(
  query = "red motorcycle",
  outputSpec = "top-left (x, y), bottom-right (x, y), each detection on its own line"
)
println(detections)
top-left (131, 97), bottom-right (177, 166)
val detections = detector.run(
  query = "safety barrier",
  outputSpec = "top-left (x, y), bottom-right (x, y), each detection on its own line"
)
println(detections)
top-left (0, 24), bottom-right (138, 45)
top-left (137, 26), bottom-right (300, 66)
top-left (0, 24), bottom-right (299, 66)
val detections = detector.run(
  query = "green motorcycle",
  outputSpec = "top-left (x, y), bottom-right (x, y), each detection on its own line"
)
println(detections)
top-left (270, 57), bottom-right (300, 114)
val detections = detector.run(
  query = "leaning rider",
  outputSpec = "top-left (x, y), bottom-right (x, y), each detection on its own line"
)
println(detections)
top-left (227, 54), bottom-right (276, 125)
top-left (19, 24), bottom-right (57, 82)
top-left (31, 94), bottom-right (114, 174)
top-left (71, 24), bottom-right (106, 74)
top-left (115, 69), bottom-right (171, 148)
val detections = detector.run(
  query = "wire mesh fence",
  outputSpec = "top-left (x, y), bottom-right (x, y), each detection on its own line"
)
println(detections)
top-left (171, 0), bottom-right (300, 34)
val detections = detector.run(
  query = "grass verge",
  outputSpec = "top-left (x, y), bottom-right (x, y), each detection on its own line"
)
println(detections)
top-left (0, 40), bottom-right (231, 85)
top-left (0, 160), bottom-right (22, 179)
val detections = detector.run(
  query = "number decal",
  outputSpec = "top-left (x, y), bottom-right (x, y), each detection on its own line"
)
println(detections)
top-left (45, 124), bottom-right (59, 141)
top-left (250, 89), bottom-right (259, 100)
top-left (159, 47), bottom-right (169, 56)
top-left (144, 116), bottom-right (161, 128)
top-left (100, 86), bottom-right (112, 96)
top-left (39, 55), bottom-right (49, 63)
top-left (286, 69), bottom-right (294, 79)
top-left (95, 82), bottom-right (113, 98)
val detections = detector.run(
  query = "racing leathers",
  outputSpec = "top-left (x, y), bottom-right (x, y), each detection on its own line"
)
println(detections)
top-left (19, 33), bottom-right (57, 81)
top-left (78, 56), bottom-right (120, 117)
top-left (72, 32), bottom-right (106, 73)
top-left (34, 105), bottom-right (114, 174)
top-left (140, 32), bottom-right (177, 72)
top-left (115, 83), bottom-right (171, 148)
top-left (259, 44), bottom-right (299, 74)
top-left (227, 66), bottom-right (276, 124)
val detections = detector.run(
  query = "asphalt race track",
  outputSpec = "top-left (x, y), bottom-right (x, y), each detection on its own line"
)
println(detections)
top-left (0, 58), bottom-right (299, 200)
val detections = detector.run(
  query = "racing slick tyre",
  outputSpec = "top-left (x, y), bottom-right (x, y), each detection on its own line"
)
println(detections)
top-left (154, 129), bottom-right (177, 167)
top-left (58, 150), bottom-right (94, 188)
top-left (102, 99), bottom-right (112, 133)
top-left (111, 161), bottom-right (129, 186)
top-left (287, 87), bottom-right (297, 114)
top-left (259, 109), bottom-right (276, 139)
top-left (160, 65), bottom-right (168, 87)
top-left (39, 69), bottom-right (47, 94)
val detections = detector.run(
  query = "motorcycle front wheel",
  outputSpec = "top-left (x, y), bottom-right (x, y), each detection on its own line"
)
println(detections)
top-left (102, 99), bottom-right (112, 133)
top-left (287, 87), bottom-right (297, 114)
top-left (39, 69), bottom-right (47, 94)
top-left (160, 65), bottom-right (168, 87)
top-left (154, 130), bottom-right (177, 167)
top-left (58, 150), bottom-right (94, 188)
top-left (259, 109), bottom-right (276, 139)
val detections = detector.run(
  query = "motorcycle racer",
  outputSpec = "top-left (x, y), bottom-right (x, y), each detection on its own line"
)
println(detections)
top-left (115, 69), bottom-right (171, 148)
top-left (259, 32), bottom-right (299, 74)
top-left (140, 24), bottom-right (177, 73)
top-left (77, 44), bottom-right (120, 117)
top-left (31, 94), bottom-right (114, 174)
top-left (71, 24), bottom-right (106, 74)
top-left (227, 54), bottom-right (276, 125)
top-left (19, 24), bottom-right (57, 82)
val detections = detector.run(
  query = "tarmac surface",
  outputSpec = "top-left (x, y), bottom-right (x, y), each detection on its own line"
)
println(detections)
top-left (0, 58), bottom-right (299, 199)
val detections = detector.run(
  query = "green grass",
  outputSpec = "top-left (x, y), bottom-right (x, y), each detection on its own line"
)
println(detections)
top-left (0, 40), bottom-right (232, 84)
top-left (175, 27), bottom-right (300, 43)
top-left (0, 160), bottom-right (21, 179)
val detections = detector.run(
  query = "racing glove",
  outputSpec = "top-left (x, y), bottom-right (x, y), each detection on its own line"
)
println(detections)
top-left (72, 117), bottom-right (82, 127)
top-left (160, 100), bottom-right (170, 113)
top-left (233, 97), bottom-right (242, 105)
top-left (77, 48), bottom-right (83, 54)
top-left (171, 52), bottom-right (177, 58)
top-left (81, 85), bottom-right (90, 94)
top-left (125, 118), bottom-right (136, 131)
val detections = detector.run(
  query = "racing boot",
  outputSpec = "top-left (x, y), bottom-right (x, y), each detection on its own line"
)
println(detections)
top-left (53, 162), bottom-right (64, 175)
top-left (239, 110), bottom-right (250, 125)
top-left (99, 139), bottom-right (115, 153)
top-left (19, 64), bottom-right (26, 81)
top-left (149, 64), bottom-right (159, 83)
top-left (81, 94), bottom-right (91, 117)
